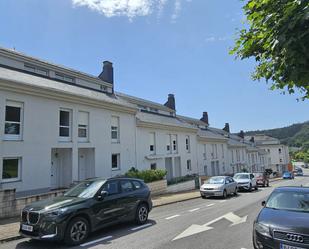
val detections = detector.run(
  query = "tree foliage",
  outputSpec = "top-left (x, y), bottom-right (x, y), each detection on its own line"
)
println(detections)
top-left (231, 0), bottom-right (309, 99)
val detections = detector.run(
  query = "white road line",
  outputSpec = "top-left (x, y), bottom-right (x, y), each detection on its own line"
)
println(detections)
top-left (219, 200), bottom-right (227, 203)
top-left (80, 236), bottom-right (113, 247)
top-left (207, 203), bottom-right (215, 207)
top-left (131, 223), bottom-right (152, 231)
top-left (165, 214), bottom-right (180, 220)
top-left (189, 208), bottom-right (200, 212)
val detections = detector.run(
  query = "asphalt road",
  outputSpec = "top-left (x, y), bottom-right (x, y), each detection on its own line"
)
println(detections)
top-left (1, 174), bottom-right (309, 249)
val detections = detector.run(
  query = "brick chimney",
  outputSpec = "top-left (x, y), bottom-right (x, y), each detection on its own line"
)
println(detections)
top-left (239, 130), bottom-right (245, 139)
top-left (164, 94), bottom-right (176, 110)
top-left (200, 112), bottom-right (209, 125)
top-left (98, 61), bottom-right (114, 84)
top-left (223, 123), bottom-right (230, 133)
top-left (250, 136), bottom-right (255, 143)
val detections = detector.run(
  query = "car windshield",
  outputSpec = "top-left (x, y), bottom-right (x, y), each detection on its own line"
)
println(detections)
top-left (64, 180), bottom-right (105, 198)
top-left (283, 172), bottom-right (291, 175)
top-left (207, 177), bottom-right (225, 184)
top-left (234, 174), bottom-right (249, 179)
top-left (266, 190), bottom-right (309, 212)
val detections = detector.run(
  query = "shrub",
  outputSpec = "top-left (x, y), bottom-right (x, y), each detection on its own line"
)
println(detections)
top-left (125, 167), bottom-right (167, 183)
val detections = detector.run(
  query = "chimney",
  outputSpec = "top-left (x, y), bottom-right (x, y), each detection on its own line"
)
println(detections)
top-left (98, 61), bottom-right (114, 84)
top-left (200, 112), bottom-right (209, 125)
top-left (223, 123), bottom-right (230, 133)
top-left (239, 130), bottom-right (245, 139)
top-left (250, 136), bottom-right (255, 143)
top-left (164, 94), bottom-right (176, 110)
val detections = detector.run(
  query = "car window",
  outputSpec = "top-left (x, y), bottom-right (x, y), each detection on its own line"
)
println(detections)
top-left (102, 181), bottom-right (120, 195)
top-left (225, 178), bottom-right (230, 184)
top-left (250, 174), bottom-right (255, 179)
top-left (229, 177), bottom-right (234, 182)
top-left (132, 180), bottom-right (143, 190)
top-left (120, 180), bottom-right (134, 193)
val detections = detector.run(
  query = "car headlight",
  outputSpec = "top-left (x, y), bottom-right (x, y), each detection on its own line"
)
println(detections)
top-left (44, 207), bottom-right (68, 217)
top-left (255, 222), bottom-right (271, 238)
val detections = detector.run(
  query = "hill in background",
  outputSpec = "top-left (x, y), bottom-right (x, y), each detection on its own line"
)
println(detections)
top-left (245, 121), bottom-right (309, 149)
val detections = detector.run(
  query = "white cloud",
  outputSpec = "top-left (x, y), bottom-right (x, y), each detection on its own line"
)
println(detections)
top-left (72, 0), bottom-right (167, 19)
top-left (205, 35), bottom-right (232, 43)
top-left (171, 0), bottom-right (181, 22)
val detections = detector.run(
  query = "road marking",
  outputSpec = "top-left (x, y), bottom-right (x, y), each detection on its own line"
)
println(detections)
top-left (189, 208), bottom-right (200, 212)
top-left (207, 203), bottom-right (215, 207)
top-left (219, 200), bottom-right (226, 203)
top-left (173, 212), bottom-right (247, 241)
top-left (131, 223), bottom-right (152, 231)
top-left (166, 214), bottom-right (180, 220)
top-left (80, 236), bottom-right (113, 247)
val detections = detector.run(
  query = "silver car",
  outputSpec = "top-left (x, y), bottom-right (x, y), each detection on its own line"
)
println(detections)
top-left (200, 176), bottom-right (238, 199)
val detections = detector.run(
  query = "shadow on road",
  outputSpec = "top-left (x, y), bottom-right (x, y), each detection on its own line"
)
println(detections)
top-left (15, 219), bottom-right (157, 249)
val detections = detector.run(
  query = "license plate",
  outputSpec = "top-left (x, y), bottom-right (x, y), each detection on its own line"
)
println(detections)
top-left (281, 243), bottom-right (305, 249)
top-left (21, 224), bottom-right (33, 232)
top-left (214, 192), bottom-right (222, 196)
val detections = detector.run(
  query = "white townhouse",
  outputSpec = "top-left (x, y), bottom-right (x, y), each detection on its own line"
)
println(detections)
top-left (246, 135), bottom-right (290, 173)
top-left (116, 93), bottom-right (199, 181)
top-left (0, 48), bottom-right (139, 196)
top-left (178, 114), bottom-right (230, 176)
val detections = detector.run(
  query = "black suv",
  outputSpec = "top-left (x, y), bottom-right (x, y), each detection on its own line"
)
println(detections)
top-left (19, 177), bottom-right (152, 245)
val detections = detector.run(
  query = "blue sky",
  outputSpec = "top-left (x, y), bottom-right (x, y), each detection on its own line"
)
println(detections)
top-left (0, 0), bottom-right (308, 132)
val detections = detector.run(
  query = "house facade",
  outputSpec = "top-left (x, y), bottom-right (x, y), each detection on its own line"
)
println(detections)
top-left (0, 47), bottom-right (285, 195)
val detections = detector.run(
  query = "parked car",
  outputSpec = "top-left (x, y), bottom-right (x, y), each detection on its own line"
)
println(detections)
top-left (200, 176), bottom-right (238, 199)
top-left (19, 177), bottom-right (152, 245)
top-left (233, 173), bottom-right (258, 192)
top-left (253, 186), bottom-right (309, 249)
top-left (295, 168), bottom-right (304, 176)
top-left (282, 171), bottom-right (294, 179)
top-left (253, 172), bottom-right (270, 187)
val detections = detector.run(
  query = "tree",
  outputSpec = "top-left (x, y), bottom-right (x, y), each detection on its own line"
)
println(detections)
top-left (231, 0), bottom-right (309, 100)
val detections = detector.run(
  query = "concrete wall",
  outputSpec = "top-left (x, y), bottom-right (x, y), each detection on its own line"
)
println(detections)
top-left (0, 189), bottom-right (65, 219)
top-left (147, 179), bottom-right (167, 196)
top-left (166, 180), bottom-right (195, 193)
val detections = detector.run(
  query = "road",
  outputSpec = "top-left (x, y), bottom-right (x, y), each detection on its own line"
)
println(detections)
top-left (1, 174), bottom-right (308, 249)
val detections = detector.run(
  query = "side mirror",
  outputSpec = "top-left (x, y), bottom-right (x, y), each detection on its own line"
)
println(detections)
top-left (97, 190), bottom-right (108, 200)
top-left (261, 201), bottom-right (266, 207)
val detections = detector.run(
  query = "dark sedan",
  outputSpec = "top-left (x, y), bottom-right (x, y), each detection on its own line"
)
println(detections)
top-left (253, 186), bottom-right (309, 249)
top-left (19, 177), bottom-right (152, 245)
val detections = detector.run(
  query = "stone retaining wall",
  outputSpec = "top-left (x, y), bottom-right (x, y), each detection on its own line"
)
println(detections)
top-left (166, 180), bottom-right (196, 193)
top-left (147, 179), bottom-right (167, 196)
top-left (0, 189), bottom-right (66, 219)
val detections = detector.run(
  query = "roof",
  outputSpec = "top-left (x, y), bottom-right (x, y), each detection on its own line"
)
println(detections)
top-left (116, 92), bottom-right (174, 112)
top-left (177, 115), bottom-right (208, 127)
top-left (0, 47), bottom-right (111, 86)
top-left (197, 129), bottom-right (227, 141)
top-left (0, 67), bottom-right (136, 111)
top-left (227, 138), bottom-right (246, 147)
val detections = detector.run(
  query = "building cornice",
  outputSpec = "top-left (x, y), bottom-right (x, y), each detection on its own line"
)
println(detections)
top-left (136, 119), bottom-right (198, 133)
top-left (197, 136), bottom-right (227, 143)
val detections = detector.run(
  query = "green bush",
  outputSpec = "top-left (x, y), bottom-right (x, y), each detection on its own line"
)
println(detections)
top-left (125, 167), bottom-right (167, 183)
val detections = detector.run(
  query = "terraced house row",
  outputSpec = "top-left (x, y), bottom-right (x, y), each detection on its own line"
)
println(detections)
top-left (0, 47), bottom-right (290, 196)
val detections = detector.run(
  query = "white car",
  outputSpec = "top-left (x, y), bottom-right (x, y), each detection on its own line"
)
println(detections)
top-left (200, 176), bottom-right (238, 199)
top-left (233, 173), bottom-right (258, 192)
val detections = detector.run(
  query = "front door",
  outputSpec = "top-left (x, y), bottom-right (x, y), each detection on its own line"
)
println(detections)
top-left (78, 153), bottom-right (87, 181)
top-left (51, 150), bottom-right (59, 189)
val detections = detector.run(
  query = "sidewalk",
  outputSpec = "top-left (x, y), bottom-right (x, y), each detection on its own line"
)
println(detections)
top-left (0, 177), bottom-right (282, 243)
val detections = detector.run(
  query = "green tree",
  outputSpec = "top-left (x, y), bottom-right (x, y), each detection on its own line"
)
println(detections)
top-left (231, 0), bottom-right (309, 99)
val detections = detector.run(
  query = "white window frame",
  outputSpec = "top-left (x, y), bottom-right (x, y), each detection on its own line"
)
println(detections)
top-left (221, 144), bottom-right (224, 158)
top-left (78, 111), bottom-right (89, 142)
top-left (203, 144), bottom-right (207, 160)
top-left (111, 116), bottom-right (120, 143)
top-left (185, 135), bottom-right (190, 153)
top-left (4, 101), bottom-right (23, 141)
top-left (172, 135), bottom-right (178, 153)
top-left (1, 157), bottom-right (22, 183)
top-left (111, 153), bottom-right (120, 171)
top-left (166, 134), bottom-right (172, 153)
top-left (59, 108), bottom-right (72, 142)
top-left (186, 159), bottom-right (192, 171)
top-left (149, 132), bottom-right (156, 154)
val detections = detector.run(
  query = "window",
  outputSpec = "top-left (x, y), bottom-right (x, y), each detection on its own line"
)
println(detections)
top-left (59, 109), bottom-right (71, 141)
top-left (278, 148), bottom-right (282, 154)
top-left (236, 149), bottom-right (240, 162)
top-left (172, 135), bottom-right (177, 153)
top-left (222, 162), bottom-right (225, 172)
top-left (187, 159), bottom-right (192, 171)
top-left (102, 181), bottom-right (119, 195)
top-left (203, 144), bottom-right (207, 160)
top-left (211, 144), bottom-right (217, 159)
top-left (185, 136), bottom-right (190, 152)
top-left (242, 149), bottom-right (245, 161)
top-left (55, 72), bottom-right (74, 83)
top-left (24, 64), bottom-right (48, 76)
top-left (232, 150), bottom-right (234, 163)
top-left (149, 107), bottom-right (158, 113)
top-left (221, 144), bottom-right (224, 158)
top-left (149, 132), bottom-right (155, 154)
top-left (204, 165), bottom-right (208, 175)
top-left (120, 180), bottom-right (134, 192)
top-left (78, 111), bottom-right (89, 142)
top-left (150, 163), bottom-right (157, 170)
top-left (111, 116), bottom-right (119, 143)
top-left (132, 180), bottom-right (142, 189)
top-left (2, 158), bottom-right (21, 182)
top-left (166, 134), bottom-right (171, 153)
top-left (112, 154), bottom-right (120, 170)
top-left (4, 101), bottom-right (23, 140)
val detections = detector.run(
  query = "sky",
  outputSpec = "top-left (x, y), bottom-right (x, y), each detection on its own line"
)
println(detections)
top-left (0, 0), bottom-right (308, 132)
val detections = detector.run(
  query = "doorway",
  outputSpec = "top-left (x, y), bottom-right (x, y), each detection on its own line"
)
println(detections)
top-left (51, 148), bottom-right (72, 189)
top-left (78, 148), bottom-right (95, 181)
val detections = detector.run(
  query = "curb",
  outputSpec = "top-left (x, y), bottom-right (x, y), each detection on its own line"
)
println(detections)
top-left (153, 194), bottom-right (201, 208)
top-left (0, 235), bottom-right (23, 244)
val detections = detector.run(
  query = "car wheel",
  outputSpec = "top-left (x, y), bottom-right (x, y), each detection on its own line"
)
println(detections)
top-left (201, 195), bottom-right (207, 199)
top-left (135, 203), bottom-right (149, 225)
top-left (267, 181), bottom-right (269, 187)
top-left (223, 190), bottom-right (227, 199)
top-left (255, 184), bottom-right (258, 191)
top-left (234, 187), bottom-right (238, 196)
top-left (64, 216), bottom-right (89, 246)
